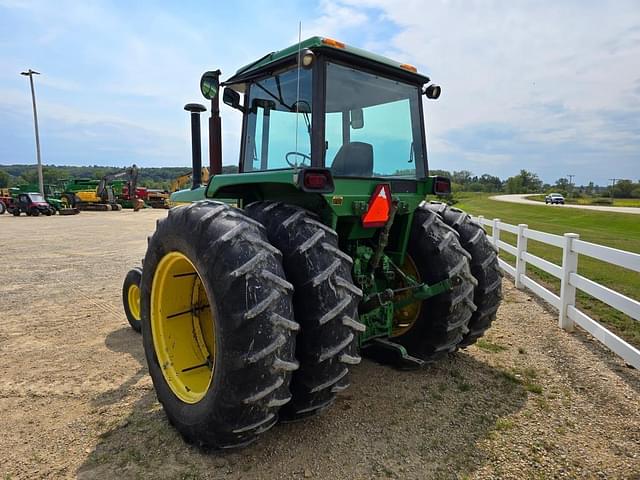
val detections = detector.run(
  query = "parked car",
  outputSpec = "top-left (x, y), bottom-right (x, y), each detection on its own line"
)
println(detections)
top-left (545, 193), bottom-right (565, 204)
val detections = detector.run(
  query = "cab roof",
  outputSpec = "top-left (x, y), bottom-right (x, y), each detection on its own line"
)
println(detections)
top-left (225, 36), bottom-right (429, 87)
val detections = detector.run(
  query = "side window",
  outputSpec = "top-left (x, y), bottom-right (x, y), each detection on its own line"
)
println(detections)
top-left (242, 67), bottom-right (313, 171)
top-left (324, 112), bottom-right (343, 165)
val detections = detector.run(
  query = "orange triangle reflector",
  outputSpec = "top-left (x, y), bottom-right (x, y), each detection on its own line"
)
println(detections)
top-left (362, 184), bottom-right (391, 228)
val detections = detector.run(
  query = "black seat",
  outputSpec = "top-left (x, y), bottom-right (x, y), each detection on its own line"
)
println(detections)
top-left (330, 142), bottom-right (374, 177)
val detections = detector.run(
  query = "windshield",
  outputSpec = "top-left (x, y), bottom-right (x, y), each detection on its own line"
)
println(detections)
top-left (242, 67), bottom-right (312, 171)
top-left (28, 193), bottom-right (46, 202)
top-left (324, 62), bottom-right (426, 178)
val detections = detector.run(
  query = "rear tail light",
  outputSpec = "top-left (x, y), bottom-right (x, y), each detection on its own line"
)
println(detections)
top-left (433, 176), bottom-right (451, 195)
top-left (298, 168), bottom-right (334, 193)
top-left (304, 173), bottom-right (328, 189)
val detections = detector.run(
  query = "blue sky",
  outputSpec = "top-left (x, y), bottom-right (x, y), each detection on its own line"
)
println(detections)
top-left (1, 0), bottom-right (638, 185)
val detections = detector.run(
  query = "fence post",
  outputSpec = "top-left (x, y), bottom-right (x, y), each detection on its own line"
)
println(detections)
top-left (559, 233), bottom-right (580, 331)
top-left (492, 218), bottom-right (500, 248)
top-left (515, 224), bottom-right (528, 289)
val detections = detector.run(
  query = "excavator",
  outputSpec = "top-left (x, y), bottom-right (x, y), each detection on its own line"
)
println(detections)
top-left (170, 167), bottom-right (210, 193)
top-left (62, 165), bottom-right (142, 211)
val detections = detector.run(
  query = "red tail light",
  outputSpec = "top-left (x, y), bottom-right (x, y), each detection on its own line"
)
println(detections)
top-left (298, 168), bottom-right (334, 193)
top-left (433, 176), bottom-right (451, 195)
top-left (304, 173), bottom-right (328, 189)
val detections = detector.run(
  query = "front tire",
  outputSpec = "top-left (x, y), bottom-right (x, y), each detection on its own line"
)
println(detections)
top-left (245, 202), bottom-right (363, 420)
top-left (122, 267), bottom-right (142, 332)
top-left (140, 201), bottom-right (299, 448)
top-left (392, 206), bottom-right (477, 361)
top-left (0, 201), bottom-right (5, 215)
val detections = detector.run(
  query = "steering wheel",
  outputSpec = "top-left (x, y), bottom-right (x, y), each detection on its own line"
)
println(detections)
top-left (285, 151), bottom-right (311, 167)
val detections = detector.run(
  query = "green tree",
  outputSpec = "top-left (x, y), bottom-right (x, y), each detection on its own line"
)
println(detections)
top-left (0, 169), bottom-right (9, 188)
top-left (614, 179), bottom-right (635, 198)
top-left (505, 170), bottom-right (542, 194)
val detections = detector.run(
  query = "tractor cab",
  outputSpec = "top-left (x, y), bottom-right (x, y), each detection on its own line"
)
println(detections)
top-left (174, 37), bottom-right (448, 242)
top-left (205, 37), bottom-right (441, 184)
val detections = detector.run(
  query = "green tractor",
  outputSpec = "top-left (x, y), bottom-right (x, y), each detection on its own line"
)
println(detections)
top-left (122, 37), bottom-right (502, 449)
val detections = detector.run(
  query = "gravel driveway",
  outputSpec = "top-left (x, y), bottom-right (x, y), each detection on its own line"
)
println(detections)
top-left (0, 210), bottom-right (638, 479)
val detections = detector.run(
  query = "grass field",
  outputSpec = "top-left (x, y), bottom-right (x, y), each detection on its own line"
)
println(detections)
top-left (455, 193), bottom-right (640, 348)
top-left (526, 194), bottom-right (640, 207)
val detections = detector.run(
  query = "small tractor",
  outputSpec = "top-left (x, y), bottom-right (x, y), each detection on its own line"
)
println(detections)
top-left (122, 37), bottom-right (502, 449)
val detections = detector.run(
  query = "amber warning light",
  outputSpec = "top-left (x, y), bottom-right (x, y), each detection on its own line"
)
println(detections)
top-left (362, 184), bottom-right (392, 228)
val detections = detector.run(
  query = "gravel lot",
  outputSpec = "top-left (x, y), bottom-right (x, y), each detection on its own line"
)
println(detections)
top-left (0, 209), bottom-right (638, 479)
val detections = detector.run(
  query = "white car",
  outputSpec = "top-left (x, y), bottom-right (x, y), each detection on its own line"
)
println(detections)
top-left (545, 193), bottom-right (565, 204)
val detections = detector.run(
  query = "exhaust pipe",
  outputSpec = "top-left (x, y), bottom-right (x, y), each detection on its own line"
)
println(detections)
top-left (184, 103), bottom-right (207, 189)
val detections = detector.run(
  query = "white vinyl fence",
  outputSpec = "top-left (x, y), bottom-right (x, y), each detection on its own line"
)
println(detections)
top-left (472, 216), bottom-right (640, 369)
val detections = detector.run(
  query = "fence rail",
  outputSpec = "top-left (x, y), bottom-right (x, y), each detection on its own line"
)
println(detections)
top-left (473, 215), bottom-right (640, 369)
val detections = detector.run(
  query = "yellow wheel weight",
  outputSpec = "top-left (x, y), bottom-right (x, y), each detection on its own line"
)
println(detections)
top-left (127, 283), bottom-right (141, 321)
top-left (151, 252), bottom-right (216, 404)
top-left (391, 254), bottom-right (422, 337)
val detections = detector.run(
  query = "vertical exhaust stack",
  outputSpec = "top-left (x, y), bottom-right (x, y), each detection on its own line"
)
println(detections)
top-left (184, 103), bottom-right (207, 189)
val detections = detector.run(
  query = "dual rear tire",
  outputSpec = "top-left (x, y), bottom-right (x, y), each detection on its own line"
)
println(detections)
top-left (132, 200), bottom-right (500, 448)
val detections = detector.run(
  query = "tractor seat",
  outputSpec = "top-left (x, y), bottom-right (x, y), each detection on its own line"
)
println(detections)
top-left (330, 142), bottom-right (374, 177)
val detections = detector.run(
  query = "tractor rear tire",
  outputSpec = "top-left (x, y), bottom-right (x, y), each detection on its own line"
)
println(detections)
top-left (0, 201), bottom-right (5, 215)
top-left (31, 208), bottom-right (39, 217)
top-left (427, 203), bottom-right (503, 347)
top-left (12, 208), bottom-right (20, 216)
top-left (245, 202), bottom-right (364, 421)
top-left (392, 206), bottom-right (477, 361)
top-left (140, 201), bottom-right (299, 449)
top-left (122, 267), bottom-right (142, 333)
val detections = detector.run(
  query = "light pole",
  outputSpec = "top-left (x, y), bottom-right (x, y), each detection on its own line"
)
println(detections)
top-left (20, 69), bottom-right (44, 196)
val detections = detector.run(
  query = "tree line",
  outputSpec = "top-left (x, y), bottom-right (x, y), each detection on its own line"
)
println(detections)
top-left (432, 169), bottom-right (640, 198)
top-left (1, 165), bottom-right (638, 199)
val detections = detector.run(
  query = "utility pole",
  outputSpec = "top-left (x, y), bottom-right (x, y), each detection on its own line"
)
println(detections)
top-left (608, 178), bottom-right (618, 199)
top-left (20, 69), bottom-right (44, 196)
top-left (566, 174), bottom-right (575, 198)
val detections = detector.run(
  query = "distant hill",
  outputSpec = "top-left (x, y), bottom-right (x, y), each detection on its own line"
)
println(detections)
top-left (0, 164), bottom-right (239, 190)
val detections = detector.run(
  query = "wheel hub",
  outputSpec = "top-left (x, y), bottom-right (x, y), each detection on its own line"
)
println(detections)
top-left (151, 252), bottom-right (216, 404)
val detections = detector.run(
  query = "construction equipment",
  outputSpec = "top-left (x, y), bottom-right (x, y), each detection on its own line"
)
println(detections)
top-left (146, 189), bottom-right (170, 209)
top-left (170, 168), bottom-right (210, 193)
top-left (62, 166), bottom-right (141, 211)
top-left (123, 37), bottom-right (502, 449)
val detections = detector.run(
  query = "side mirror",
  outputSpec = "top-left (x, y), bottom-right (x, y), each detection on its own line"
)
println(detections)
top-left (223, 88), bottom-right (243, 111)
top-left (200, 70), bottom-right (220, 100)
top-left (424, 84), bottom-right (441, 99)
top-left (350, 108), bottom-right (364, 129)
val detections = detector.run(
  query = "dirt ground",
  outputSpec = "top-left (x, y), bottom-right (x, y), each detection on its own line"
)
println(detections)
top-left (0, 209), bottom-right (638, 480)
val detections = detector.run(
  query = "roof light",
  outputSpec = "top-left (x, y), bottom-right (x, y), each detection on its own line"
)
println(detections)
top-left (322, 38), bottom-right (346, 49)
top-left (300, 48), bottom-right (315, 69)
top-left (362, 184), bottom-right (392, 228)
top-left (400, 63), bottom-right (418, 73)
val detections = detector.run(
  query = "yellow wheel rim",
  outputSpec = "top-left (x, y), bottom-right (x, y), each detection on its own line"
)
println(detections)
top-left (151, 252), bottom-right (216, 404)
top-left (391, 254), bottom-right (422, 337)
top-left (127, 283), bottom-right (141, 321)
